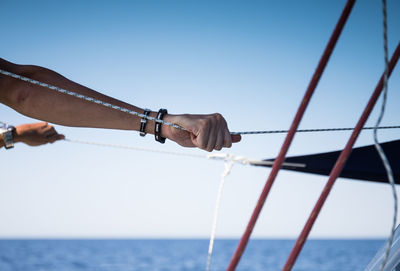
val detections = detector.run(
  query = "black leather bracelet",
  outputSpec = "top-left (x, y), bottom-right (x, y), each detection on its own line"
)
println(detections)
top-left (139, 109), bottom-right (151, 137)
top-left (155, 108), bottom-right (168, 144)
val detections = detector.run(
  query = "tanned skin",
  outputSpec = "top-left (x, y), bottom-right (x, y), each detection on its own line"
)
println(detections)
top-left (0, 58), bottom-right (240, 152)
top-left (0, 122), bottom-right (64, 149)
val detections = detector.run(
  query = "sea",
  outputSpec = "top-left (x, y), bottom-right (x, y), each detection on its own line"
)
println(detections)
top-left (0, 239), bottom-right (384, 271)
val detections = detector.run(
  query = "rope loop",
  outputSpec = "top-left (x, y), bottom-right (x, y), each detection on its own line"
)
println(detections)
top-left (206, 158), bottom-right (234, 271)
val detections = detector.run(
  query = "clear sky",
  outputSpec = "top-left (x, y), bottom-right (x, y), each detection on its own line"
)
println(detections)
top-left (0, 0), bottom-right (399, 239)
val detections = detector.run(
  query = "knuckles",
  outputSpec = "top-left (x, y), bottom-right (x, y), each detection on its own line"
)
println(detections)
top-left (195, 113), bottom-right (230, 152)
top-left (198, 118), bottom-right (209, 129)
top-left (213, 113), bottom-right (223, 120)
top-left (197, 114), bottom-right (224, 129)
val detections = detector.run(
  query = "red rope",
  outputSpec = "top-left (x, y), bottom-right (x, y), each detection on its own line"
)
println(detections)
top-left (282, 42), bottom-right (400, 271)
top-left (226, 1), bottom-right (356, 270)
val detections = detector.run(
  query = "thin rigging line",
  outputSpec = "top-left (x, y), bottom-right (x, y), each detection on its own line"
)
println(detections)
top-left (231, 125), bottom-right (400, 135)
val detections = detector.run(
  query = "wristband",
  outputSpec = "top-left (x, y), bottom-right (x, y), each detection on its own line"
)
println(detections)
top-left (139, 109), bottom-right (151, 137)
top-left (155, 108), bottom-right (168, 144)
top-left (1, 124), bottom-right (16, 149)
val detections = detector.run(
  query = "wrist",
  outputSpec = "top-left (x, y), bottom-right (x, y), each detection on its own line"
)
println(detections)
top-left (14, 126), bottom-right (22, 143)
top-left (144, 111), bottom-right (158, 135)
top-left (137, 109), bottom-right (175, 141)
top-left (160, 113), bottom-right (175, 139)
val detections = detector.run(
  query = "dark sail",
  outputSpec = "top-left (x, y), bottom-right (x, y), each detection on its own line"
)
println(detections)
top-left (262, 140), bottom-right (400, 184)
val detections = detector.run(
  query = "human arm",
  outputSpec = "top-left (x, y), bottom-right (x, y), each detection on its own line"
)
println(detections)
top-left (0, 58), bottom-right (240, 151)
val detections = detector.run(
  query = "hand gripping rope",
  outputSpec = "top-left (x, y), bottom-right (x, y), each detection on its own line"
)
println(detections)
top-left (226, 0), bottom-right (357, 270)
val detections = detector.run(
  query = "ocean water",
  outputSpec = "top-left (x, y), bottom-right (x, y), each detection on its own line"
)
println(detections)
top-left (0, 239), bottom-right (384, 271)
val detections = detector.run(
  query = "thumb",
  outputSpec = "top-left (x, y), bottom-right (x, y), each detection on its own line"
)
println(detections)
top-left (231, 134), bottom-right (241, 143)
top-left (56, 134), bottom-right (66, 140)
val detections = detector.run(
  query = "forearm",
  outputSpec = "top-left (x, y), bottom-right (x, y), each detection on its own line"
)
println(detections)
top-left (0, 58), bottom-right (240, 151)
top-left (0, 58), bottom-right (157, 134)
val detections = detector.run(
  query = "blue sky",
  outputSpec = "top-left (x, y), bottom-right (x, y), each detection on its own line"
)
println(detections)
top-left (0, 0), bottom-right (400, 239)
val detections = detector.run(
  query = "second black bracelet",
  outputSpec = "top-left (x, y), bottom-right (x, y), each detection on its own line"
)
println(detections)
top-left (155, 108), bottom-right (168, 144)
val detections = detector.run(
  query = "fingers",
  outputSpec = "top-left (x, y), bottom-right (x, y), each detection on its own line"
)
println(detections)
top-left (39, 121), bottom-right (48, 128)
top-left (196, 119), bottom-right (211, 151)
top-left (46, 133), bottom-right (65, 143)
top-left (223, 125), bottom-right (233, 148)
top-left (214, 130), bottom-right (225, 151)
top-left (206, 118), bottom-right (218, 152)
top-left (215, 116), bottom-right (231, 151)
top-left (42, 124), bottom-right (64, 143)
top-left (191, 113), bottom-right (236, 152)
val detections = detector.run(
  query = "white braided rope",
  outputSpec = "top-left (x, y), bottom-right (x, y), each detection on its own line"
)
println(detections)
top-left (64, 138), bottom-right (303, 167)
top-left (62, 138), bottom-right (302, 271)
top-left (207, 153), bottom-right (305, 168)
top-left (206, 156), bottom-right (234, 271)
top-left (0, 69), bottom-right (184, 131)
top-left (203, 153), bottom-right (303, 271)
top-left (377, 0), bottom-right (397, 270)
top-left (64, 138), bottom-right (204, 158)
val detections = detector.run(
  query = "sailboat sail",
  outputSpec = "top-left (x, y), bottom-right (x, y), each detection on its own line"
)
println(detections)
top-left (261, 140), bottom-right (400, 184)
